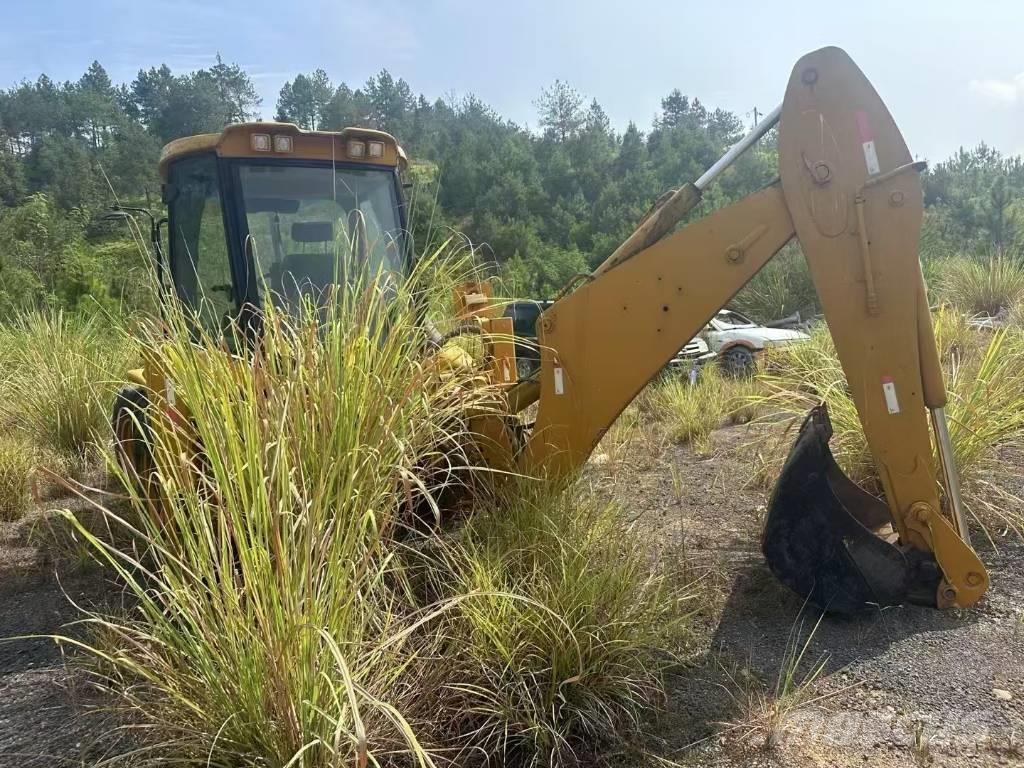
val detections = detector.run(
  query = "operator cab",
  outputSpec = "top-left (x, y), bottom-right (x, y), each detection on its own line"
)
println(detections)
top-left (158, 123), bottom-right (411, 333)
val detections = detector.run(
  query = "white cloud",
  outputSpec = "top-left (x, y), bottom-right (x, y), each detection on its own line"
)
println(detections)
top-left (969, 72), bottom-right (1024, 105)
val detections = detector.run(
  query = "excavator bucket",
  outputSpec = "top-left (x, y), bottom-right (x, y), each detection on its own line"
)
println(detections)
top-left (762, 405), bottom-right (940, 615)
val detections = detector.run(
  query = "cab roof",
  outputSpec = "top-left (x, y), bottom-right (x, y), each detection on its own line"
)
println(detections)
top-left (158, 122), bottom-right (407, 178)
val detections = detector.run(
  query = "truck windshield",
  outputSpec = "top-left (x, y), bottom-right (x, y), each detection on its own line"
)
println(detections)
top-left (237, 162), bottom-right (405, 309)
top-left (715, 311), bottom-right (757, 329)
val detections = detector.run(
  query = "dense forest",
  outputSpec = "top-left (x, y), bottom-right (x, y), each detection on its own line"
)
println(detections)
top-left (1, 57), bottom-right (1023, 316)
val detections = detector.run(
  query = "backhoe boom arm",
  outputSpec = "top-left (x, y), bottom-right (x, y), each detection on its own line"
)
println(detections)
top-left (512, 47), bottom-right (988, 613)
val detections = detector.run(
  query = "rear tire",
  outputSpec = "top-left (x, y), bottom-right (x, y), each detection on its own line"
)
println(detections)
top-left (112, 387), bottom-right (153, 488)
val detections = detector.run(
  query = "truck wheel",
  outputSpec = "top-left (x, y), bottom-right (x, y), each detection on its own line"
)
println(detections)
top-left (112, 387), bottom-right (153, 486)
top-left (721, 346), bottom-right (755, 377)
top-left (516, 356), bottom-right (537, 382)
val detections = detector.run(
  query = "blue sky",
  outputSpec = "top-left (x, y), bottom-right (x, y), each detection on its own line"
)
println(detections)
top-left (2, 0), bottom-right (1022, 162)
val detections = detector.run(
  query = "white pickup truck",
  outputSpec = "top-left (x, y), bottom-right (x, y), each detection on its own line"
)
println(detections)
top-left (701, 309), bottom-right (809, 374)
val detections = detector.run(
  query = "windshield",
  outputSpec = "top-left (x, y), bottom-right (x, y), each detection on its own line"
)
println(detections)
top-left (166, 155), bottom-right (406, 331)
top-left (504, 302), bottom-right (544, 337)
top-left (237, 162), bottom-right (405, 309)
top-left (714, 310), bottom-right (757, 330)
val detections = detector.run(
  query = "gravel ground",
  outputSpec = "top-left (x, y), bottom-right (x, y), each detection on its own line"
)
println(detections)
top-left (0, 498), bottom-right (129, 767)
top-left (600, 421), bottom-right (1024, 767)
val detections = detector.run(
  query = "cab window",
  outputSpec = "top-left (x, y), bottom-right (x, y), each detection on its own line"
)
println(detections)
top-left (166, 154), bottom-right (236, 333)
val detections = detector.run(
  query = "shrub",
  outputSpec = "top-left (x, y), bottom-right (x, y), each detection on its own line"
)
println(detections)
top-left (0, 436), bottom-right (35, 521)
top-left (935, 254), bottom-right (1024, 317)
top-left (0, 194), bottom-right (149, 317)
top-left (0, 310), bottom-right (136, 468)
top-left (649, 365), bottom-right (762, 452)
top-left (430, 481), bottom-right (694, 765)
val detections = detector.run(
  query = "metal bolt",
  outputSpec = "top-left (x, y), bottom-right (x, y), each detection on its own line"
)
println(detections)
top-left (942, 586), bottom-right (958, 603)
top-left (813, 162), bottom-right (831, 183)
top-left (910, 502), bottom-right (932, 524)
top-left (889, 191), bottom-right (905, 207)
top-left (802, 68), bottom-right (819, 86)
top-left (726, 247), bottom-right (743, 263)
top-left (966, 571), bottom-right (984, 587)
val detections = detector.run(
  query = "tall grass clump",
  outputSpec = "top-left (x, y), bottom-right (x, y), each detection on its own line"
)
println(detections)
top-left (428, 481), bottom-right (695, 765)
top-left (935, 253), bottom-right (1024, 317)
top-left (649, 365), bottom-right (762, 452)
top-left (61, 243), bottom-right (504, 766)
top-left (52, 219), bottom-right (705, 766)
top-left (754, 315), bottom-right (1024, 536)
top-left (0, 309), bottom-right (135, 469)
top-left (0, 435), bottom-right (36, 521)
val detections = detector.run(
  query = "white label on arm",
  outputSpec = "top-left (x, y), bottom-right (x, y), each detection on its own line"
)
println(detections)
top-left (862, 140), bottom-right (881, 175)
top-left (882, 377), bottom-right (900, 414)
top-left (554, 367), bottom-right (565, 395)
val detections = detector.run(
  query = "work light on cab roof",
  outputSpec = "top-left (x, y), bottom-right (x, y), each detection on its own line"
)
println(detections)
top-left (154, 121), bottom-right (411, 335)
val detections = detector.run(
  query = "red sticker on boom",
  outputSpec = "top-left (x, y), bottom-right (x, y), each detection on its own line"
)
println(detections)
top-left (855, 110), bottom-right (874, 142)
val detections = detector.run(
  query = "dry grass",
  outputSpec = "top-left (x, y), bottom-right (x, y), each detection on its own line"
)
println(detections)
top-left (720, 611), bottom-right (833, 752)
top-left (935, 254), bottom-right (1024, 318)
top-left (598, 401), bottom-right (668, 468)
top-left (0, 435), bottom-right (36, 521)
top-left (648, 366), bottom-right (763, 454)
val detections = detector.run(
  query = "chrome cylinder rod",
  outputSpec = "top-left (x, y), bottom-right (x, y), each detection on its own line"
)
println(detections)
top-left (931, 406), bottom-right (971, 545)
top-left (592, 104), bottom-right (782, 278)
top-left (695, 104), bottom-right (782, 191)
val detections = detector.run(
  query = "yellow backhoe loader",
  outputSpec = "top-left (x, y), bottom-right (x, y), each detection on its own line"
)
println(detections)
top-left (114, 46), bottom-right (989, 616)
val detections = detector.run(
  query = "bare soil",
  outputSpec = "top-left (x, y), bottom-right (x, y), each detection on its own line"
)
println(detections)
top-left (0, 493), bottom-right (130, 767)
top-left (1, 423), bottom-right (1022, 767)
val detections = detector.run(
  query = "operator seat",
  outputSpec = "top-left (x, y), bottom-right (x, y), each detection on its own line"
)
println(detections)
top-left (276, 221), bottom-right (337, 308)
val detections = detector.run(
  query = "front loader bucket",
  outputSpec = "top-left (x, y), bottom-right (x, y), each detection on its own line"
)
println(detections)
top-left (762, 406), bottom-right (933, 615)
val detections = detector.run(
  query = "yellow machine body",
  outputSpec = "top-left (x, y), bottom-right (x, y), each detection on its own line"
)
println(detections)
top-left (124, 47), bottom-right (989, 616)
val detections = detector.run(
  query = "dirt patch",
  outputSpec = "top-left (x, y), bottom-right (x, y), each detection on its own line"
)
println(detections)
top-left (0, 496), bottom-right (129, 767)
top-left (597, 421), bottom-right (1024, 767)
